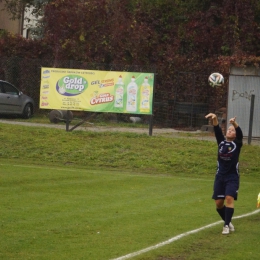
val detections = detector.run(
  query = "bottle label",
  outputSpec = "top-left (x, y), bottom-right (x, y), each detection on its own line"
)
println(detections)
top-left (114, 85), bottom-right (124, 108)
top-left (127, 86), bottom-right (137, 111)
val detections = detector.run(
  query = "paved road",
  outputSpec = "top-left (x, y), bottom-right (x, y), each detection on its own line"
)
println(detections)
top-left (1, 119), bottom-right (258, 145)
top-left (0, 118), bottom-right (217, 142)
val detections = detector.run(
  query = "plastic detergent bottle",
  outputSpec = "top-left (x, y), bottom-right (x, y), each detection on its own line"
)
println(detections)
top-left (126, 76), bottom-right (138, 112)
top-left (140, 77), bottom-right (150, 112)
top-left (114, 75), bottom-right (124, 109)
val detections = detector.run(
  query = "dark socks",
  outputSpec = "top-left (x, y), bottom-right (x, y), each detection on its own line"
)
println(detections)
top-left (225, 207), bottom-right (234, 226)
top-left (217, 206), bottom-right (234, 227)
top-left (217, 206), bottom-right (226, 221)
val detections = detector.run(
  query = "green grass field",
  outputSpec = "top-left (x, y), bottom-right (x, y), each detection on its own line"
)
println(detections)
top-left (1, 123), bottom-right (260, 260)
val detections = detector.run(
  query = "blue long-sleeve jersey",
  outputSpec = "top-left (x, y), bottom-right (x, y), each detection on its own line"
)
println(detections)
top-left (214, 125), bottom-right (243, 176)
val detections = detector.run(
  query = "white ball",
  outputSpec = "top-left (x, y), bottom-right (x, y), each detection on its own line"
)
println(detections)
top-left (208, 72), bottom-right (224, 87)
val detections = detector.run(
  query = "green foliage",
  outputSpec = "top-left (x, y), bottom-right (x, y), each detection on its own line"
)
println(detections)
top-left (0, 29), bottom-right (8, 38)
top-left (0, 0), bottom-right (50, 19)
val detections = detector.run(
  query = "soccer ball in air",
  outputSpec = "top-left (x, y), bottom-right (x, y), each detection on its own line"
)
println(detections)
top-left (208, 72), bottom-right (224, 87)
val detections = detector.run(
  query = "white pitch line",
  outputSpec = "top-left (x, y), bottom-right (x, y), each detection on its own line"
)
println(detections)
top-left (111, 209), bottom-right (260, 260)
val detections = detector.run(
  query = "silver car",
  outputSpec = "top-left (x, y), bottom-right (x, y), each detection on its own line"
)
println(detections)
top-left (0, 80), bottom-right (35, 118)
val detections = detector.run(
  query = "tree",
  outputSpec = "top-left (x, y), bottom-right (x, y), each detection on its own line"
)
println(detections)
top-left (1, 0), bottom-right (260, 90)
top-left (0, 0), bottom-right (49, 19)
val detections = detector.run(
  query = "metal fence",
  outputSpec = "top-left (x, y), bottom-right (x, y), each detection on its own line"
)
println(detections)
top-left (1, 56), bottom-right (259, 144)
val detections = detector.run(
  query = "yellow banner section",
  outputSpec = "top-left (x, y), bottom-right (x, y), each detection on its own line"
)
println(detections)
top-left (40, 68), bottom-right (154, 114)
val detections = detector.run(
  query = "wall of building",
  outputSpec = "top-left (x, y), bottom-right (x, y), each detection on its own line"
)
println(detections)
top-left (0, 2), bottom-right (22, 35)
top-left (228, 66), bottom-right (260, 137)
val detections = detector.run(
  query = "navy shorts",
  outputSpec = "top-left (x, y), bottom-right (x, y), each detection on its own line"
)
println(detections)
top-left (212, 173), bottom-right (240, 200)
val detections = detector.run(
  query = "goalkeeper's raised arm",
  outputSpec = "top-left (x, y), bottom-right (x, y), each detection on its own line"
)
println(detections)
top-left (205, 113), bottom-right (218, 126)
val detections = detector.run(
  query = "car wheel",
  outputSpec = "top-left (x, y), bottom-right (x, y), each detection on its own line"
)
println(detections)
top-left (22, 104), bottom-right (33, 119)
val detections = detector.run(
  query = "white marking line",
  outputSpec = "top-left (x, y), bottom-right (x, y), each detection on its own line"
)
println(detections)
top-left (111, 209), bottom-right (260, 260)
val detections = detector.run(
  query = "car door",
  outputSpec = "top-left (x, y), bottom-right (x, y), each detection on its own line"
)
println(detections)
top-left (0, 82), bottom-right (21, 113)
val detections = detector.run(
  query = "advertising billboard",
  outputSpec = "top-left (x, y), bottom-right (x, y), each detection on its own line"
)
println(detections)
top-left (40, 68), bottom-right (154, 115)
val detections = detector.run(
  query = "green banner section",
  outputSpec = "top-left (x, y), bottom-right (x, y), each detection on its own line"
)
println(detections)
top-left (40, 68), bottom-right (154, 115)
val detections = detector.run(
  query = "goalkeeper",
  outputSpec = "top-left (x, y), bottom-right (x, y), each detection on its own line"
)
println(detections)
top-left (205, 113), bottom-right (243, 235)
